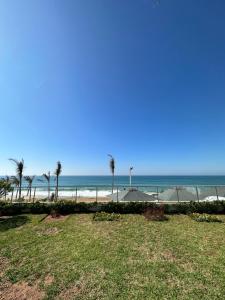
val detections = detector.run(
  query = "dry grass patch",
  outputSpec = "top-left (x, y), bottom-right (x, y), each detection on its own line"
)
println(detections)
top-left (57, 270), bottom-right (106, 300)
top-left (161, 250), bottom-right (177, 262)
top-left (45, 215), bottom-right (69, 222)
top-left (137, 244), bottom-right (177, 262)
top-left (0, 280), bottom-right (44, 300)
top-left (36, 227), bottom-right (62, 236)
top-left (0, 256), bottom-right (10, 277)
top-left (44, 274), bottom-right (54, 286)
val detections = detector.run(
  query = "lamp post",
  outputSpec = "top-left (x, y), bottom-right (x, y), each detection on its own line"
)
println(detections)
top-left (129, 167), bottom-right (133, 187)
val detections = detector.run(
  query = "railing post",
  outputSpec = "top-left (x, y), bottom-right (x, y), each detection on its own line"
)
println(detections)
top-left (96, 187), bottom-right (98, 203)
top-left (196, 186), bottom-right (199, 202)
top-left (33, 187), bottom-right (36, 203)
top-left (215, 186), bottom-right (219, 201)
top-left (176, 186), bottom-right (180, 202)
top-left (29, 188), bottom-right (32, 203)
top-left (11, 188), bottom-right (14, 203)
top-left (75, 187), bottom-right (77, 203)
top-left (156, 186), bottom-right (159, 202)
top-left (117, 187), bottom-right (118, 202)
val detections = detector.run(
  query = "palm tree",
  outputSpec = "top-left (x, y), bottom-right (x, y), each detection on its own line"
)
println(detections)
top-left (108, 154), bottom-right (115, 194)
top-left (42, 172), bottom-right (51, 200)
top-left (0, 177), bottom-right (12, 200)
top-left (24, 176), bottom-right (35, 201)
top-left (55, 162), bottom-right (62, 200)
top-left (9, 158), bottom-right (24, 199)
top-left (4, 176), bottom-right (10, 200)
top-left (0, 180), bottom-right (5, 198)
top-left (10, 176), bottom-right (20, 199)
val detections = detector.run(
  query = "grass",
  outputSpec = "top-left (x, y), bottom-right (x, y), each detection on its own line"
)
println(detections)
top-left (1, 214), bottom-right (225, 299)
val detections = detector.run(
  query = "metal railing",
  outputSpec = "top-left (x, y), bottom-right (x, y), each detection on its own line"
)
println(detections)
top-left (2, 185), bottom-right (225, 203)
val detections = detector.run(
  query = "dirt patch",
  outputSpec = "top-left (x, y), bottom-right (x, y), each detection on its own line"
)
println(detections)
top-left (0, 257), bottom-right (10, 277)
top-left (0, 280), bottom-right (44, 300)
top-left (44, 275), bottom-right (54, 286)
top-left (45, 215), bottom-right (68, 222)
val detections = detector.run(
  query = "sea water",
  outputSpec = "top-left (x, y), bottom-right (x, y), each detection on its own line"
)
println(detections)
top-left (15, 175), bottom-right (225, 198)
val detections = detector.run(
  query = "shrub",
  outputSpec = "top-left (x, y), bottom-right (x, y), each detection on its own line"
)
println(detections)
top-left (1, 200), bottom-right (225, 216)
top-left (93, 212), bottom-right (121, 221)
top-left (143, 205), bottom-right (168, 221)
top-left (103, 202), bottom-right (157, 214)
top-left (189, 213), bottom-right (223, 223)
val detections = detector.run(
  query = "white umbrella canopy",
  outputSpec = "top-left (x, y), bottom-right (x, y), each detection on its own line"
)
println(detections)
top-left (159, 187), bottom-right (198, 202)
top-left (197, 186), bottom-right (225, 201)
top-left (109, 188), bottom-right (157, 202)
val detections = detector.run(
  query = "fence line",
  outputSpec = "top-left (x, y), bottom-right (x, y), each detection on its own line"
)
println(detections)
top-left (2, 185), bottom-right (225, 203)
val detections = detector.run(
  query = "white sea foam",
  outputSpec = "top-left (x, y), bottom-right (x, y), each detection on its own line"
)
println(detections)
top-left (19, 189), bottom-right (112, 198)
top-left (201, 196), bottom-right (225, 202)
top-left (13, 189), bottom-right (225, 201)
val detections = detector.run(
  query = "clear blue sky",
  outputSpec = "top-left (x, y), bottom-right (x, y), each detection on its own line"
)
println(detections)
top-left (1, 0), bottom-right (225, 175)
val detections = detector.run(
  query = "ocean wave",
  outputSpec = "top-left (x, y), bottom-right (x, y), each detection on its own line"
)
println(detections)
top-left (19, 189), bottom-right (112, 198)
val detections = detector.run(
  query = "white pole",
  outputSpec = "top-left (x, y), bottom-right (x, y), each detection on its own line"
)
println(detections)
top-left (129, 167), bottom-right (133, 187)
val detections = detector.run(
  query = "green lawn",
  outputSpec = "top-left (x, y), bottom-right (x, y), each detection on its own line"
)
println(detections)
top-left (1, 214), bottom-right (225, 300)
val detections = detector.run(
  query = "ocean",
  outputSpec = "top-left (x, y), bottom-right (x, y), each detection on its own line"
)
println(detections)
top-left (28, 175), bottom-right (225, 187)
top-left (13, 175), bottom-right (225, 198)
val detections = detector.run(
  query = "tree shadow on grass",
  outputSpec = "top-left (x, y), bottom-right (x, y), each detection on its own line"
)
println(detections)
top-left (0, 215), bottom-right (30, 232)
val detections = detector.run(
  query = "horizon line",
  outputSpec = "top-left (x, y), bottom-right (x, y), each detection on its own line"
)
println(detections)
top-left (2, 174), bottom-right (225, 177)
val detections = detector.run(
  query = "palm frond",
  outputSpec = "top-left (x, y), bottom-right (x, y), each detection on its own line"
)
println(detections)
top-left (24, 176), bottom-right (35, 184)
top-left (10, 176), bottom-right (20, 186)
top-left (108, 154), bottom-right (115, 174)
top-left (55, 161), bottom-right (62, 176)
top-left (9, 158), bottom-right (24, 176)
top-left (9, 158), bottom-right (19, 165)
top-left (5, 176), bottom-right (10, 182)
top-left (43, 173), bottom-right (50, 182)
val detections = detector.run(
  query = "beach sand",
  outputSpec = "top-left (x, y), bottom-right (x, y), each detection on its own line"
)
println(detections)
top-left (14, 196), bottom-right (112, 203)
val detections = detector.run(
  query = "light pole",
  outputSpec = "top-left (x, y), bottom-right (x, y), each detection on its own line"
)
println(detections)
top-left (129, 167), bottom-right (133, 187)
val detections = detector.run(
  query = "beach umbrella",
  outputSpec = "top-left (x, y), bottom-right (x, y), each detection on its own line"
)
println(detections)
top-left (197, 186), bottom-right (225, 201)
top-left (159, 187), bottom-right (197, 202)
top-left (109, 188), bottom-right (157, 202)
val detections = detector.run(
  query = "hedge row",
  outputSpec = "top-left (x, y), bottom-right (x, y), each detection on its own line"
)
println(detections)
top-left (1, 200), bottom-right (225, 216)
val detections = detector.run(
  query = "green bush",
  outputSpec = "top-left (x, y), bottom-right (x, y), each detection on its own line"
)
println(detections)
top-left (189, 213), bottom-right (223, 223)
top-left (103, 202), bottom-right (157, 214)
top-left (93, 212), bottom-right (121, 221)
top-left (1, 200), bottom-right (225, 216)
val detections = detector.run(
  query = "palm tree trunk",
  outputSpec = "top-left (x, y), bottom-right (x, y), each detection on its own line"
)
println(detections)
top-left (48, 181), bottom-right (50, 200)
top-left (112, 173), bottom-right (114, 194)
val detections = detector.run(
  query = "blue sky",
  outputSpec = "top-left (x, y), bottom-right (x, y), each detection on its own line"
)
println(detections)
top-left (1, 0), bottom-right (225, 175)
